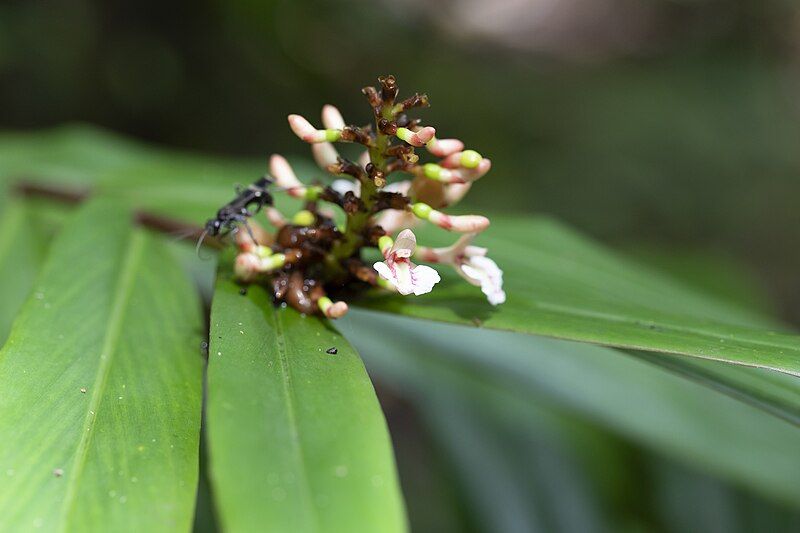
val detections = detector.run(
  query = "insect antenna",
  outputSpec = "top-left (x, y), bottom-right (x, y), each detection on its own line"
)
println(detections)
top-left (195, 228), bottom-right (214, 260)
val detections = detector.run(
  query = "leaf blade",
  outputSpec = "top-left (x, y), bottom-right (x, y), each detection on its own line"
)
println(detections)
top-left (346, 310), bottom-right (800, 506)
top-left (0, 200), bottom-right (203, 531)
top-left (355, 217), bottom-right (800, 376)
top-left (206, 267), bottom-right (407, 533)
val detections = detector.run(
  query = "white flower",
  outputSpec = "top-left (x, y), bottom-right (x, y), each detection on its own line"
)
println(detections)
top-left (373, 229), bottom-right (441, 296)
top-left (417, 233), bottom-right (506, 305)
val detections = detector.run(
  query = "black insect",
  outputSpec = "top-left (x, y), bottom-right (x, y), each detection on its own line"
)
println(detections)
top-left (204, 175), bottom-right (275, 237)
top-left (197, 176), bottom-right (275, 253)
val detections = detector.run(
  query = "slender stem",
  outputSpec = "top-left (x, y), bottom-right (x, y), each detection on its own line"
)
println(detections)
top-left (12, 180), bottom-right (224, 249)
top-left (331, 102), bottom-right (395, 262)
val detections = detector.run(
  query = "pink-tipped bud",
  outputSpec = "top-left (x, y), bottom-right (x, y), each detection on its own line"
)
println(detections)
top-left (264, 207), bottom-right (287, 228)
top-left (269, 154), bottom-right (305, 198)
top-left (456, 158), bottom-right (491, 182)
top-left (396, 126), bottom-right (436, 147)
top-left (317, 296), bottom-right (349, 319)
top-left (443, 183), bottom-right (472, 207)
top-left (326, 301), bottom-right (349, 319)
top-left (234, 253), bottom-right (262, 282)
top-left (288, 114), bottom-right (341, 143)
top-left (321, 104), bottom-right (346, 129)
top-left (312, 143), bottom-right (339, 170)
top-left (426, 210), bottom-right (490, 233)
top-left (426, 137), bottom-right (464, 157)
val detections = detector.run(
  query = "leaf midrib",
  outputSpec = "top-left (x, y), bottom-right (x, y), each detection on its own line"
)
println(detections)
top-left (58, 230), bottom-right (145, 529)
top-left (269, 308), bottom-right (320, 531)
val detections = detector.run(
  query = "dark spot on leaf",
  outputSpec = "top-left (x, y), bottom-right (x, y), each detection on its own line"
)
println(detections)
top-left (326, 347), bottom-right (338, 355)
top-left (200, 341), bottom-right (209, 356)
top-left (239, 287), bottom-right (248, 296)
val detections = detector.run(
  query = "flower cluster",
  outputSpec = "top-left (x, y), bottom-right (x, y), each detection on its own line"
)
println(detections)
top-left (233, 75), bottom-right (505, 318)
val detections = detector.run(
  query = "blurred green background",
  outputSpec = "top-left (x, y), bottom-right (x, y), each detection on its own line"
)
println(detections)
top-left (2, 0), bottom-right (800, 531)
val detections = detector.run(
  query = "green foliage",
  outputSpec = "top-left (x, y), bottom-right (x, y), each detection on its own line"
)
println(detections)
top-left (345, 311), bottom-right (800, 505)
top-left (206, 262), bottom-right (406, 532)
top-left (0, 126), bottom-right (798, 531)
top-left (0, 200), bottom-right (203, 530)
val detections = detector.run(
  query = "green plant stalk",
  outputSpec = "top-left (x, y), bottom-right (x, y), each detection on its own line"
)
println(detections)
top-left (331, 102), bottom-right (395, 263)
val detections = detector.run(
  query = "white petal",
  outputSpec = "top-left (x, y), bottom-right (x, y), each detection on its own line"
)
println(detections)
top-left (374, 260), bottom-right (440, 296)
top-left (464, 256), bottom-right (505, 306)
top-left (393, 261), bottom-right (415, 295)
top-left (373, 261), bottom-right (394, 283)
top-left (410, 264), bottom-right (441, 295)
top-left (373, 260), bottom-right (412, 295)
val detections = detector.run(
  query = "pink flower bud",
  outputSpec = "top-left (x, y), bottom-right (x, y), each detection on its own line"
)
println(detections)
top-left (317, 296), bottom-right (349, 319)
top-left (375, 209), bottom-right (418, 235)
top-left (264, 207), bottom-right (287, 228)
top-left (429, 211), bottom-right (490, 233)
top-left (269, 154), bottom-right (306, 198)
top-left (426, 137), bottom-right (464, 157)
top-left (443, 183), bottom-right (472, 207)
top-left (396, 126), bottom-right (436, 147)
top-left (312, 143), bottom-right (339, 170)
top-left (321, 104), bottom-right (346, 129)
top-left (288, 114), bottom-right (341, 143)
top-left (325, 301), bottom-right (349, 319)
top-left (234, 253), bottom-right (262, 282)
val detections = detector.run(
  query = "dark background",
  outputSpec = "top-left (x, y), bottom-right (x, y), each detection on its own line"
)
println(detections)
top-left (2, 0), bottom-right (799, 323)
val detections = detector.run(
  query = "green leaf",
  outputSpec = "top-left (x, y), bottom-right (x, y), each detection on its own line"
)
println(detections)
top-left (345, 311), bottom-right (800, 506)
top-left (0, 200), bottom-right (204, 531)
top-left (206, 263), bottom-right (407, 533)
top-left (355, 216), bottom-right (800, 376)
top-left (632, 351), bottom-right (800, 426)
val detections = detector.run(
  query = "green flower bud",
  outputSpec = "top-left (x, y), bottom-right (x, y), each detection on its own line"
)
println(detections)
top-left (412, 202), bottom-right (433, 220)
top-left (378, 235), bottom-right (394, 255)
top-left (292, 210), bottom-right (315, 227)
top-left (460, 150), bottom-right (482, 169)
top-left (423, 163), bottom-right (444, 181)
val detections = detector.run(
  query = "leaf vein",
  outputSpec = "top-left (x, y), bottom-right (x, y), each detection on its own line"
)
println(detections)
top-left (58, 230), bottom-right (145, 528)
